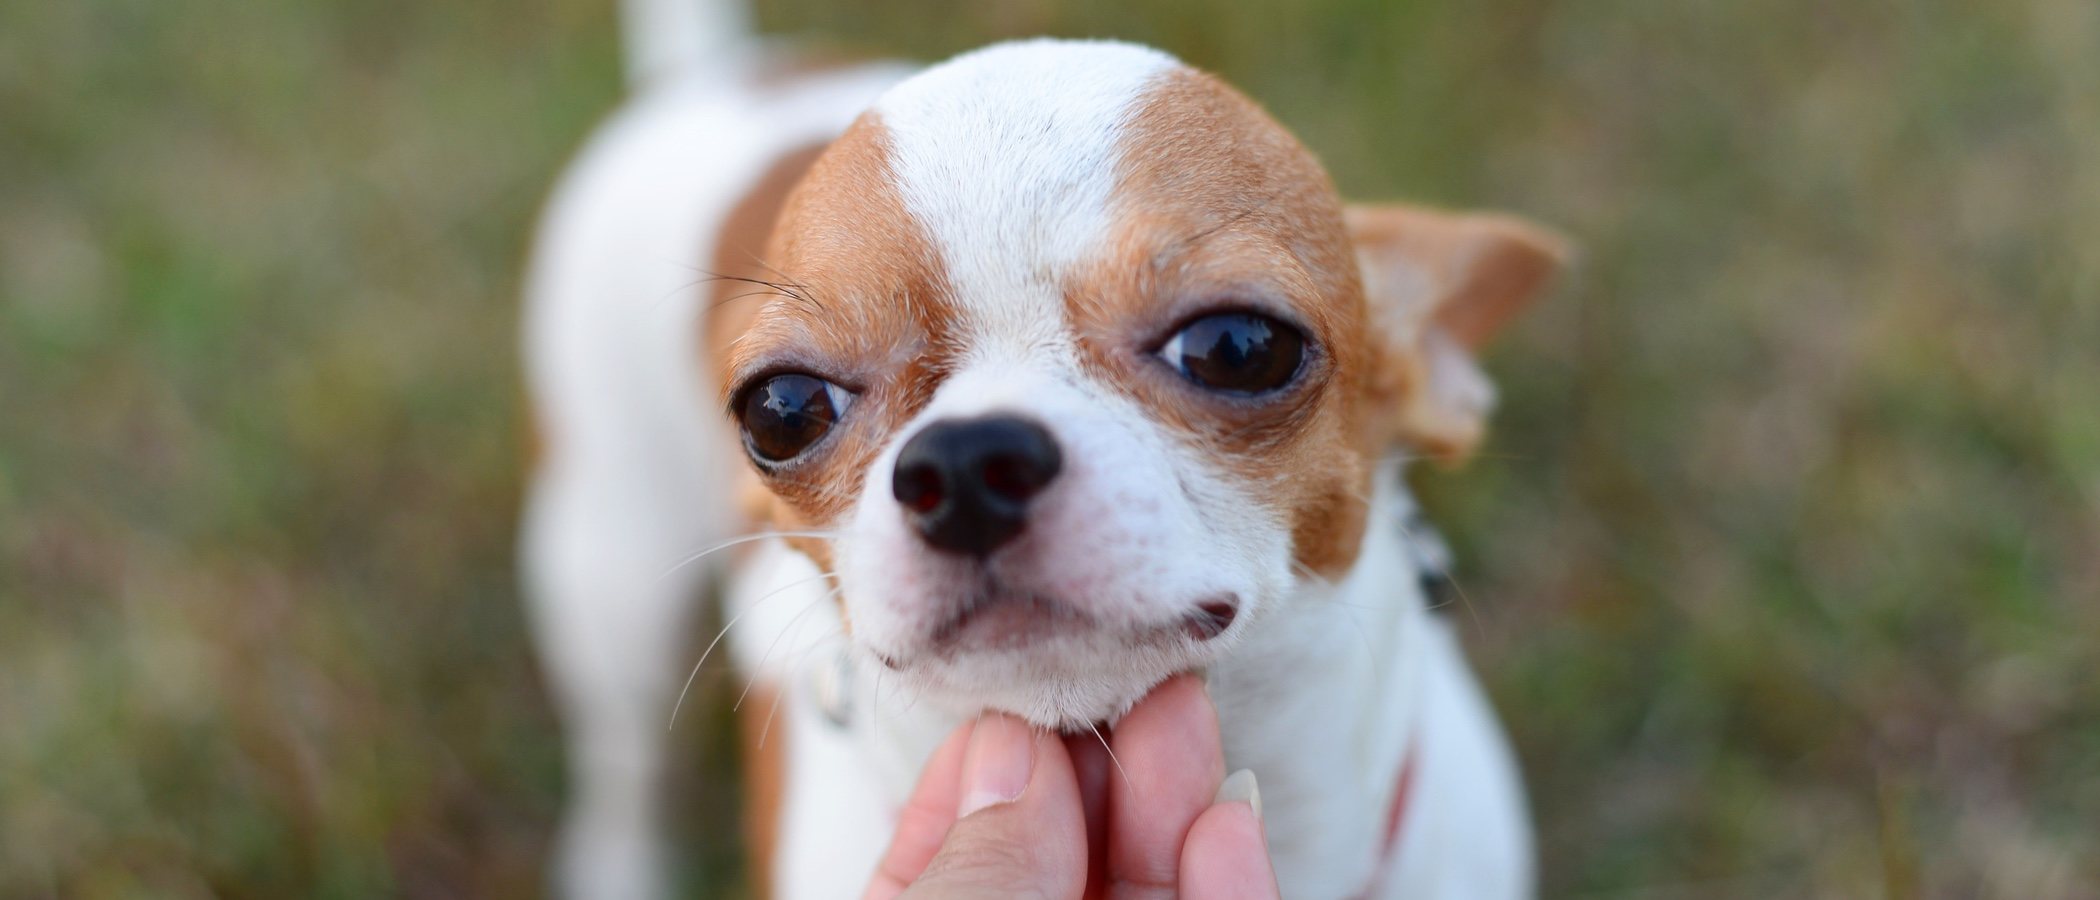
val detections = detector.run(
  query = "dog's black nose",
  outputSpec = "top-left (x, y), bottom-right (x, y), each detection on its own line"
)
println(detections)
top-left (892, 415), bottom-right (1063, 557)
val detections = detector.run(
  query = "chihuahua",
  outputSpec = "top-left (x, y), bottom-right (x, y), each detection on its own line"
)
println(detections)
top-left (522, 1), bottom-right (1565, 896)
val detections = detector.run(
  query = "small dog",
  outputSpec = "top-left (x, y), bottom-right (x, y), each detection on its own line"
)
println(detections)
top-left (522, 1), bottom-right (1566, 896)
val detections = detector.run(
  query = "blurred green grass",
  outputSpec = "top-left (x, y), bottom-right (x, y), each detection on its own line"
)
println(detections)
top-left (3, 0), bottom-right (2096, 896)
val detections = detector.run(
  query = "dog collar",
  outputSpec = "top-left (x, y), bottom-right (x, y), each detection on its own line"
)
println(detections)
top-left (1355, 733), bottom-right (1422, 898)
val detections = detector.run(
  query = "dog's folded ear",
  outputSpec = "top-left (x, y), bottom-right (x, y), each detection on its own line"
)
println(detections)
top-left (1346, 204), bottom-right (1570, 463)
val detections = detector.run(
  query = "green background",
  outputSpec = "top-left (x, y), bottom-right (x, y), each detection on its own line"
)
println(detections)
top-left (4, 0), bottom-right (2096, 895)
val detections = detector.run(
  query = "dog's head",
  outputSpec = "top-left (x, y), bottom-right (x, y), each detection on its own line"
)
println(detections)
top-left (718, 40), bottom-right (1564, 727)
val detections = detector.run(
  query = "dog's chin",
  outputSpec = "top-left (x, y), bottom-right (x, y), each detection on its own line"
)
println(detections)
top-left (895, 646), bottom-right (1191, 730)
top-left (864, 593), bottom-right (1239, 729)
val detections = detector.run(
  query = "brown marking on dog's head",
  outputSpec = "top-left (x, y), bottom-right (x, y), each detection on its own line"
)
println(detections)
top-left (721, 114), bottom-right (961, 566)
top-left (1067, 68), bottom-right (1373, 578)
top-left (1070, 69), bottom-right (1567, 579)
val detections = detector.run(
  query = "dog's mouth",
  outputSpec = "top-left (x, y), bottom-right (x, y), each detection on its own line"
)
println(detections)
top-left (857, 576), bottom-right (1249, 726)
top-left (928, 590), bottom-right (1085, 651)
top-left (906, 584), bottom-right (1241, 661)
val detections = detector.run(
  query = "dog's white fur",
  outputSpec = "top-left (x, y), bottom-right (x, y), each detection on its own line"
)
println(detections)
top-left (834, 43), bottom-right (1313, 727)
top-left (522, 5), bottom-right (1533, 898)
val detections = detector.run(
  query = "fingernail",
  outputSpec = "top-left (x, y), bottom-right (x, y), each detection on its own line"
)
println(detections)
top-left (1214, 768), bottom-right (1262, 822)
top-left (959, 715), bottom-right (1036, 817)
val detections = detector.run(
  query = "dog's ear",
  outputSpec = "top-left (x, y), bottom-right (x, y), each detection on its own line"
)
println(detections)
top-left (1347, 204), bottom-right (1569, 462)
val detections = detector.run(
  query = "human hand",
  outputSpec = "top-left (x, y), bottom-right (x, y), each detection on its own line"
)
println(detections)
top-left (862, 675), bottom-right (1280, 899)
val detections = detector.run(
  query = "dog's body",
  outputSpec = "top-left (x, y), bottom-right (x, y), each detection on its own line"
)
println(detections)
top-left (523, 3), bottom-right (1556, 897)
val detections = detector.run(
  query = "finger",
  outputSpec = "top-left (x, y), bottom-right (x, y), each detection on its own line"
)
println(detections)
top-left (864, 721), bottom-right (976, 900)
top-left (900, 714), bottom-right (1088, 899)
top-left (1180, 770), bottom-right (1280, 900)
top-left (1107, 674), bottom-right (1225, 898)
top-left (1062, 732), bottom-right (1113, 897)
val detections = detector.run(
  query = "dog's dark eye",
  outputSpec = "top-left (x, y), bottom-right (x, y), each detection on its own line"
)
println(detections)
top-left (1158, 311), bottom-right (1306, 394)
top-left (738, 373), bottom-right (854, 464)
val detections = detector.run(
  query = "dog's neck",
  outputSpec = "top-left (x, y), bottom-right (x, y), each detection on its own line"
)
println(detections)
top-left (845, 461), bottom-right (1436, 894)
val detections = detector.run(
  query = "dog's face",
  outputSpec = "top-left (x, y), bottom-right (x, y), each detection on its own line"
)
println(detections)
top-left (718, 41), bottom-right (1563, 727)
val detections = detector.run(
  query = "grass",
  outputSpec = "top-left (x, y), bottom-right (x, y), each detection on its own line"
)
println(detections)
top-left (3, 0), bottom-right (2096, 896)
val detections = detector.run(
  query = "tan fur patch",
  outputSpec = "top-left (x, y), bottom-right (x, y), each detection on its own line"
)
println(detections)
top-left (705, 142), bottom-right (830, 366)
top-left (723, 114), bottom-right (957, 561)
top-left (738, 682), bottom-right (786, 898)
top-left (1076, 68), bottom-right (1374, 578)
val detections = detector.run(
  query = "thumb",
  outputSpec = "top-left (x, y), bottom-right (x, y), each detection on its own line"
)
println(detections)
top-left (899, 714), bottom-right (1088, 900)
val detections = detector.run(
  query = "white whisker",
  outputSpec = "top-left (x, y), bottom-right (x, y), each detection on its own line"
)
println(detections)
top-left (757, 600), bottom-right (843, 751)
top-left (734, 585), bottom-right (843, 712)
top-left (667, 570), bottom-right (837, 730)
top-left (1086, 720), bottom-right (1134, 796)
top-left (652, 529), bottom-right (845, 586)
